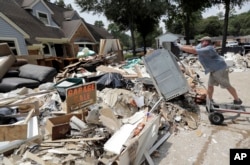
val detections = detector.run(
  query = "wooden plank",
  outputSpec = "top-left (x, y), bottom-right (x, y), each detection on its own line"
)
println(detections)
top-left (43, 136), bottom-right (105, 143)
top-left (0, 124), bottom-right (27, 141)
top-left (96, 65), bottom-right (126, 75)
top-left (0, 135), bottom-right (42, 154)
top-left (24, 151), bottom-right (56, 165)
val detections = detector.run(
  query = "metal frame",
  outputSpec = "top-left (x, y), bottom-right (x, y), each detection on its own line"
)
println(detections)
top-left (206, 98), bottom-right (250, 124)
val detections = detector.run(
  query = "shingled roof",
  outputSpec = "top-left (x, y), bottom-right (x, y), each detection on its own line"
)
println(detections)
top-left (45, 0), bottom-right (113, 41)
top-left (0, 0), bottom-right (65, 45)
top-left (85, 22), bottom-right (114, 41)
top-left (46, 2), bottom-right (113, 41)
top-left (0, 0), bottom-right (113, 45)
top-left (44, 0), bottom-right (79, 27)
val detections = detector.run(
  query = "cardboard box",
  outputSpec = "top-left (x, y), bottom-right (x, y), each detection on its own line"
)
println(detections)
top-left (46, 113), bottom-right (82, 140)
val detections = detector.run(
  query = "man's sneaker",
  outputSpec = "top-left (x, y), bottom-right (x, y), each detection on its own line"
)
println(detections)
top-left (233, 99), bottom-right (242, 105)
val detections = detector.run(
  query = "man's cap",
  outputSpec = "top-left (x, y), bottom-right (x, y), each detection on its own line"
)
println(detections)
top-left (199, 36), bottom-right (211, 41)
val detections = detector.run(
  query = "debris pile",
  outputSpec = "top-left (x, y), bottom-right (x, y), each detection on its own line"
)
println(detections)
top-left (181, 52), bottom-right (250, 73)
top-left (0, 49), bottom-right (209, 164)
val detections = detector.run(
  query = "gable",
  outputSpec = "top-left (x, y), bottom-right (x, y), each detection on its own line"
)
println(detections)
top-left (0, 0), bottom-right (65, 45)
top-left (0, 17), bottom-right (29, 55)
top-left (22, 0), bottom-right (54, 14)
top-left (32, 1), bottom-right (58, 27)
top-left (63, 20), bottom-right (96, 43)
top-left (1, 0), bottom-right (112, 49)
top-left (0, 13), bottom-right (29, 38)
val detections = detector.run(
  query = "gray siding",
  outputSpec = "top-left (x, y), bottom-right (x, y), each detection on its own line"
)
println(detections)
top-left (32, 2), bottom-right (59, 27)
top-left (0, 18), bottom-right (28, 55)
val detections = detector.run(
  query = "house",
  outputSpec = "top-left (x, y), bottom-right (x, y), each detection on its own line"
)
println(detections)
top-left (0, 0), bottom-right (113, 60)
top-left (155, 32), bottom-right (184, 49)
top-left (155, 32), bottom-right (184, 57)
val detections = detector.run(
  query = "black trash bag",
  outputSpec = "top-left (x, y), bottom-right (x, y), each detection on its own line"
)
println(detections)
top-left (96, 72), bottom-right (133, 91)
top-left (0, 107), bottom-right (17, 124)
top-left (0, 114), bottom-right (17, 125)
top-left (123, 78), bottom-right (134, 89)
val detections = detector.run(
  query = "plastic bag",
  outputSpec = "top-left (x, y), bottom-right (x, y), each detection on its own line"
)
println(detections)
top-left (96, 73), bottom-right (126, 91)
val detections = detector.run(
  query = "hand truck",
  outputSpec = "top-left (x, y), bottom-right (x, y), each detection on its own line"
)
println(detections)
top-left (206, 98), bottom-right (250, 125)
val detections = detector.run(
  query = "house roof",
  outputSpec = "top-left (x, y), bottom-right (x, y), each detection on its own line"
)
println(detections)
top-left (44, 1), bottom-right (78, 27)
top-left (85, 22), bottom-right (114, 41)
top-left (62, 19), bottom-right (82, 38)
top-left (0, 13), bottom-right (30, 39)
top-left (0, 0), bottom-right (113, 45)
top-left (0, 0), bottom-right (65, 44)
top-left (18, 0), bottom-right (37, 8)
top-left (156, 32), bottom-right (184, 42)
top-left (20, 0), bottom-right (54, 14)
top-left (44, 0), bottom-right (113, 42)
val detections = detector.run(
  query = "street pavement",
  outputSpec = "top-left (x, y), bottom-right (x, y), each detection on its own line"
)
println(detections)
top-left (153, 69), bottom-right (250, 165)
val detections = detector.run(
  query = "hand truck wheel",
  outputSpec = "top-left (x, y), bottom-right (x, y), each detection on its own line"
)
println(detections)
top-left (208, 112), bottom-right (224, 125)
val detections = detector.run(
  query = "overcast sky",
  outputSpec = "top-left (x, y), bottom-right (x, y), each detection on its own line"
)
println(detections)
top-left (62, 0), bottom-right (250, 31)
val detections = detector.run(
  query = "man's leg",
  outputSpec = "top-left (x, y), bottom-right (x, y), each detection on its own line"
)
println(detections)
top-left (226, 86), bottom-right (240, 101)
top-left (207, 72), bottom-right (215, 100)
top-left (207, 85), bottom-right (214, 100)
top-left (217, 69), bottom-right (242, 104)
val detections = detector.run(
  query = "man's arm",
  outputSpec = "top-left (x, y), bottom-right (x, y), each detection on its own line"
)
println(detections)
top-left (179, 45), bottom-right (197, 55)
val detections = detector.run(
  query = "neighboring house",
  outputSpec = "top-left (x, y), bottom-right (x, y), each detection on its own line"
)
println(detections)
top-left (238, 35), bottom-right (250, 43)
top-left (210, 36), bottom-right (241, 47)
top-left (0, 0), bottom-right (113, 58)
top-left (155, 32), bottom-right (184, 49)
top-left (155, 32), bottom-right (184, 57)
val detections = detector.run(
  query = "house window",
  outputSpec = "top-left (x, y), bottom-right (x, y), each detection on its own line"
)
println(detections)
top-left (37, 12), bottom-right (49, 25)
top-left (0, 40), bottom-right (18, 55)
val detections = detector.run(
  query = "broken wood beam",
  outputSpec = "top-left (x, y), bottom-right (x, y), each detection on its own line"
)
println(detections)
top-left (43, 136), bottom-right (105, 143)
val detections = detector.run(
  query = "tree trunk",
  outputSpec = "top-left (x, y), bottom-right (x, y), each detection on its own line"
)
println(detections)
top-left (129, 13), bottom-right (136, 56)
top-left (143, 35), bottom-right (147, 55)
top-left (184, 13), bottom-right (191, 45)
top-left (130, 27), bottom-right (136, 56)
top-left (222, 0), bottom-right (230, 55)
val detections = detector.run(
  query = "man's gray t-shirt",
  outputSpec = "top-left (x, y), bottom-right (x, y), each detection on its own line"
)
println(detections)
top-left (196, 45), bottom-right (227, 74)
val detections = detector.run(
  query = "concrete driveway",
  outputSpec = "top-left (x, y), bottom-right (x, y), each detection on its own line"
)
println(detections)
top-left (153, 69), bottom-right (250, 165)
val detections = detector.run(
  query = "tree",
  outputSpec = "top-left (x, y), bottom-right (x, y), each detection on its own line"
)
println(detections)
top-left (134, 1), bottom-right (167, 54)
top-left (107, 23), bottom-right (132, 49)
top-left (53, 0), bottom-right (72, 9)
top-left (135, 26), bottom-right (163, 49)
top-left (55, 0), bottom-right (65, 8)
top-left (198, 16), bottom-right (223, 36)
top-left (65, 4), bottom-right (73, 10)
top-left (94, 21), bottom-right (104, 28)
top-left (210, 0), bottom-right (249, 54)
top-left (75, 0), bottom-right (167, 56)
top-left (217, 12), bottom-right (224, 20)
top-left (164, 0), bottom-right (211, 44)
top-left (228, 11), bottom-right (250, 35)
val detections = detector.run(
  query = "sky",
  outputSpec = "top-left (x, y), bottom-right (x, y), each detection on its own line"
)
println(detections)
top-left (62, 0), bottom-right (250, 31)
